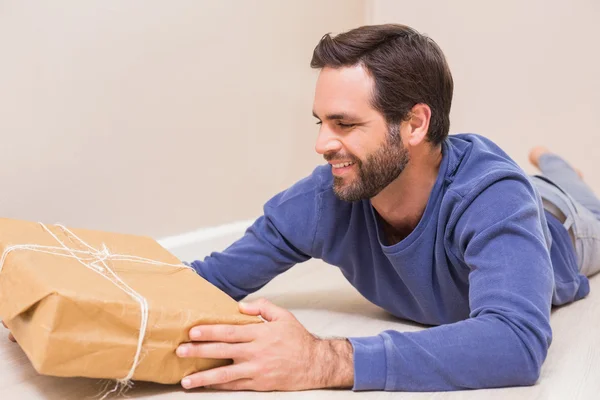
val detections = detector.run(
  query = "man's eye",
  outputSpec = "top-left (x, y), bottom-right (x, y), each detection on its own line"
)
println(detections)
top-left (337, 122), bottom-right (356, 129)
top-left (315, 121), bottom-right (322, 125)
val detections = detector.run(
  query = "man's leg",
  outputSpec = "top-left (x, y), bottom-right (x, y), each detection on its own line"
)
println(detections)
top-left (530, 146), bottom-right (600, 277)
top-left (529, 146), bottom-right (600, 220)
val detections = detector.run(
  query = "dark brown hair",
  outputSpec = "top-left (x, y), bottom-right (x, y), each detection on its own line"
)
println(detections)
top-left (311, 24), bottom-right (453, 146)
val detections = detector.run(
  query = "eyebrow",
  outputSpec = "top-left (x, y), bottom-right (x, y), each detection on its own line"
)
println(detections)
top-left (312, 111), bottom-right (360, 121)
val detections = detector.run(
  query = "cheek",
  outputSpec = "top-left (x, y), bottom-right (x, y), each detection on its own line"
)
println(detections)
top-left (345, 131), bottom-right (384, 160)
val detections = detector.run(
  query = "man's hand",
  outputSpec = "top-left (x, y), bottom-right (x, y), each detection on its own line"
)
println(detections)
top-left (176, 298), bottom-right (354, 391)
top-left (1, 321), bottom-right (16, 342)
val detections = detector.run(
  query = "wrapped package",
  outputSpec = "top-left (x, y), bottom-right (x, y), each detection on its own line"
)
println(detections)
top-left (0, 218), bottom-right (260, 384)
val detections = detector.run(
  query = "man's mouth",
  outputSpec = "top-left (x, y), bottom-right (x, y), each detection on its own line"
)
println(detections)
top-left (331, 161), bottom-right (355, 168)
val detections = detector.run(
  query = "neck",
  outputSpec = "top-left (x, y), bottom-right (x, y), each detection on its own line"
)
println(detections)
top-left (371, 144), bottom-right (443, 235)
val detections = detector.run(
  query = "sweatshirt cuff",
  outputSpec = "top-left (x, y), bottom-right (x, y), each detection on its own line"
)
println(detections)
top-left (348, 335), bottom-right (387, 391)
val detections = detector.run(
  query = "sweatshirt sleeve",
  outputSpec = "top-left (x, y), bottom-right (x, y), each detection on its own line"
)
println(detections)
top-left (348, 177), bottom-right (554, 391)
top-left (187, 168), bottom-right (325, 301)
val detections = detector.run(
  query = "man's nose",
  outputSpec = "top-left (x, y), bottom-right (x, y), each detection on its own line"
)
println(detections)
top-left (315, 126), bottom-right (342, 155)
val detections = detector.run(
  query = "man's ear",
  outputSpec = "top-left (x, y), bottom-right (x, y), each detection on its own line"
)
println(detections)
top-left (406, 103), bottom-right (431, 146)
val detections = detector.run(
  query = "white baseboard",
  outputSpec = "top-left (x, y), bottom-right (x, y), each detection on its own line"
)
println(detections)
top-left (157, 218), bottom-right (256, 261)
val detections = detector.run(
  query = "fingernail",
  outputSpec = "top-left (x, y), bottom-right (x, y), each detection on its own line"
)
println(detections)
top-left (181, 378), bottom-right (192, 388)
top-left (176, 346), bottom-right (188, 357)
top-left (190, 327), bottom-right (201, 338)
top-left (239, 301), bottom-right (248, 308)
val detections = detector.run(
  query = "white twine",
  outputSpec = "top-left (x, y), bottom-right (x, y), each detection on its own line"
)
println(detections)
top-left (0, 222), bottom-right (192, 398)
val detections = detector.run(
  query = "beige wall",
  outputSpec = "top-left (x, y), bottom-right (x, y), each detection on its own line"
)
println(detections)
top-left (368, 0), bottom-right (600, 190)
top-left (0, 0), bottom-right (365, 237)
top-left (3, 1), bottom-right (597, 239)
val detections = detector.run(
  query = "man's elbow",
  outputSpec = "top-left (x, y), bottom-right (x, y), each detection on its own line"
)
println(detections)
top-left (485, 324), bottom-right (549, 389)
top-left (513, 361), bottom-right (542, 387)
top-left (499, 314), bottom-right (550, 388)
top-left (502, 338), bottom-right (547, 387)
top-left (480, 351), bottom-right (542, 389)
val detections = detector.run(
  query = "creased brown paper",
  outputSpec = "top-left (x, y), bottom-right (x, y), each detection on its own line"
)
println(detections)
top-left (0, 217), bottom-right (260, 384)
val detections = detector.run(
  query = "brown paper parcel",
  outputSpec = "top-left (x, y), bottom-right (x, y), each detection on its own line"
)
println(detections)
top-left (0, 218), bottom-right (260, 384)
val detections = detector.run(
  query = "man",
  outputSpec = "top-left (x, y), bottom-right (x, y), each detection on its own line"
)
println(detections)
top-left (5, 24), bottom-right (600, 392)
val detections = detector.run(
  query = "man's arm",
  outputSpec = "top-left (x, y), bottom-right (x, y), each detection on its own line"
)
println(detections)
top-left (349, 178), bottom-right (554, 391)
top-left (189, 212), bottom-right (311, 300)
top-left (188, 169), bottom-right (325, 300)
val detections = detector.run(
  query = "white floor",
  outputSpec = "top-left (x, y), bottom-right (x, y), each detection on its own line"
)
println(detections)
top-left (2, 234), bottom-right (600, 400)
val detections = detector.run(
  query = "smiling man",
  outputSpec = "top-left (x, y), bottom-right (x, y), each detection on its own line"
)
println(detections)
top-left (177, 24), bottom-right (600, 391)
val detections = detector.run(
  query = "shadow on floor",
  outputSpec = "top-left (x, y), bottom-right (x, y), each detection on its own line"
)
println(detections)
top-left (252, 287), bottom-right (428, 329)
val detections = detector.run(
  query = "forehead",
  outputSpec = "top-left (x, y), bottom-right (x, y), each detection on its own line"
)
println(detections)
top-left (313, 65), bottom-right (376, 115)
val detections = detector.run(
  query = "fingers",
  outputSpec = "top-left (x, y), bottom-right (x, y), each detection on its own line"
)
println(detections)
top-left (181, 363), bottom-right (257, 389)
top-left (188, 324), bottom-right (258, 342)
top-left (238, 298), bottom-right (290, 322)
top-left (177, 342), bottom-right (248, 360)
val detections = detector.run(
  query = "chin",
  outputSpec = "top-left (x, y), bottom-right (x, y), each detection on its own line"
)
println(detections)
top-left (333, 186), bottom-right (364, 202)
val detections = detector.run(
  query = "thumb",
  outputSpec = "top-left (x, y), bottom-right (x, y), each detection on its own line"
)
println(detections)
top-left (238, 298), bottom-right (290, 322)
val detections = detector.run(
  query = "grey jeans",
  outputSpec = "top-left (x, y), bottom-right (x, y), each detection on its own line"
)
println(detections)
top-left (532, 154), bottom-right (600, 278)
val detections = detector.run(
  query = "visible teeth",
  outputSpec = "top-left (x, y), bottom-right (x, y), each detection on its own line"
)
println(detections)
top-left (333, 162), bottom-right (354, 168)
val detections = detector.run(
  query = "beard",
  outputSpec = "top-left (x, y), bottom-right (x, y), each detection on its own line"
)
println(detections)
top-left (329, 124), bottom-right (409, 202)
